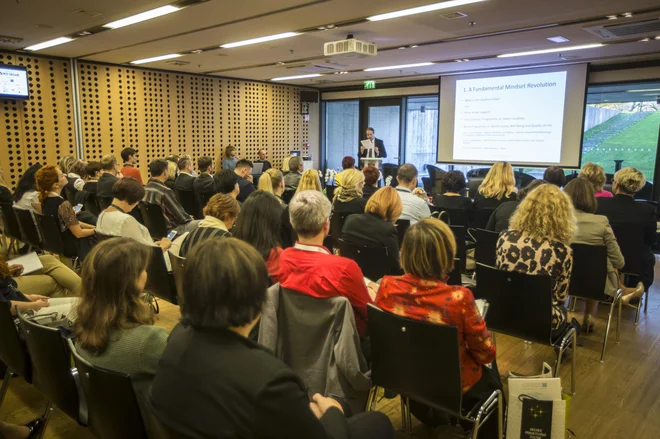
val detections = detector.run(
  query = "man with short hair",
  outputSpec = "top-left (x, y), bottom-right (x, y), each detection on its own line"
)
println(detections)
top-left (120, 147), bottom-right (143, 184)
top-left (193, 156), bottom-right (216, 201)
top-left (278, 190), bottom-right (374, 336)
top-left (174, 158), bottom-right (195, 192)
top-left (213, 170), bottom-right (240, 199)
top-left (97, 154), bottom-right (121, 199)
top-left (284, 156), bottom-right (304, 191)
top-left (255, 149), bottom-right (272, 172)
top-left (234, 159), bottom-right (255, 203)
top-left (144, 159), bottom-right (198, 233)
top-left (395, 164), bottom-right (431, 224)
top-left (358, 127), bottom-right (387, 159)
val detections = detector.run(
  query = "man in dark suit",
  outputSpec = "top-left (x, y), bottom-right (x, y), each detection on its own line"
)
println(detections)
top-left (174, 157), bottom-right (196, 192)
top-left (234, 159), bottom-right (256, 203)
top-left (193, 156), bottom-right (216, 205)
top-left (596, 167), bottom-right (657, 291)
top-left (358, 127), bottom-right (387, 161)
top-left (254, 149), bottom-right (272, 172)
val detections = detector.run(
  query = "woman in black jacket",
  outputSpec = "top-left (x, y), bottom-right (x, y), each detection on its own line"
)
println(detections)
top-left (150, 238), bottom-right (394, 439)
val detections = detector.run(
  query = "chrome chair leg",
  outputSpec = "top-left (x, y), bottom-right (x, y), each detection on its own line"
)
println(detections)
top-left (400, 397), bottom-right (408, 432)
top-left (37, 401), bottom-right (53, 439)
top-left (600, 297), bottom-right (616, 363)
top-left (405, 397), bottom-right (412, 433)
top-left (616, 295), bottom-right (622, 343)
top-left (571, 329), bottom-right (577, 396)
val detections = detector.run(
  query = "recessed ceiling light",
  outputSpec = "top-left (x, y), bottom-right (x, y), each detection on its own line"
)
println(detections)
top-left (623, 12), bottom-right (633, 18)
top-left (24, 37), bottom-right (74, 51)
top-left (398, 46), bottom-right (406, 50)
top-left (130, 53), bottom-right (182, 65)
top-left (367, 0), bottom-right (487, 22)
top-left (497, 43), bottom-right (603, 58)
top-left (640, 38), bottom-right (650, 42)
top-left (410, 45), bottom-right (419, 48)
top-left (655, 36), bottom-right (660, 40)
top-left (221, 32), bottom-right (299, 48)
top-left (103, 5), bottom-right (180, 29)
top-left (364, 62), bottom-right (434, 72)
top-left (272, 74), bottom-right (321, 81)
top-left (606, 15), bottom-right (618, 20)
top-left (547, 36), bottom-right (570, 43)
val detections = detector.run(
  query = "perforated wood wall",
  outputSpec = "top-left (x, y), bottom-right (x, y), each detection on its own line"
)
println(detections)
top-left (77, 62), bottom-right (313, 182)
top-left (0, 52), bottom-right (76, 189)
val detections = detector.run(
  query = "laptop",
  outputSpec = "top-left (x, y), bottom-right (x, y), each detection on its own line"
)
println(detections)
top-left (251, 162), bottom-right (264, 175)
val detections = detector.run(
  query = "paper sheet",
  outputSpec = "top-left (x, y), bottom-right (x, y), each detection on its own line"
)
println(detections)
top-left (7, 252), bottom-right (43, 276)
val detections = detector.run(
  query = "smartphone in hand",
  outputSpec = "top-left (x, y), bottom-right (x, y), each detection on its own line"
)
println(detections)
top-left (74, 204), bottom-right (83, 213)
top-left (166, 231), bottom-right (177, 240)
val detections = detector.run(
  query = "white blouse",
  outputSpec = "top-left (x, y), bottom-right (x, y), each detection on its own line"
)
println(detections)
top-left (14, 190), bottom-right (40, 213)
top-left (96, 211), bottom-right (152, 245)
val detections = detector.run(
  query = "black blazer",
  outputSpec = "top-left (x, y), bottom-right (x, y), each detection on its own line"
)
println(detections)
top-left (341, 213), bottom-right (401, 275)
top-left (358, 138), bottom-right (387, 159)
top-left (486, 200), bottom-right (520, 233)
top-left (333, 198), bottom-right (367, 215)
top-left (150, 324), bottom-right (350, 439)
top-left (96, 173), bottom-right (119, 199)
top-left (174, 173), bottom-right (196, 192)
top-left (596, 194), bottom-right (657, 247)
top-left (473, 192), bottom-right (517, 210)
top-left (362, 185), bottom-right (378, 200)
top-left (237, 177), bottom-right (256, 203)
top-left (192, 173), bottom-right (215, 198)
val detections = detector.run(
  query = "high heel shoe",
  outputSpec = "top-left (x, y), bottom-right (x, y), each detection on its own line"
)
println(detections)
top-left (621, 282), bottom-right (644, 306)
top-left (582, 315), bottom-right (595, 334)
top-left (25, 417), bottom-right (46, 439)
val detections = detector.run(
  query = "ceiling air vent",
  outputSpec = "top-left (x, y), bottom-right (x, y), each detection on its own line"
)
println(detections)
top-left (439, 12), bottom-right (467, 19)
top-left (584, 17), bottom-right (660, 39)
top-left (166, 60), bottom-right (190, 66)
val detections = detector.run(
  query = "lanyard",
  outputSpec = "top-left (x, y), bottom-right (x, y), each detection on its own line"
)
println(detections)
top-left (110, 204), bottom-right (126, 213)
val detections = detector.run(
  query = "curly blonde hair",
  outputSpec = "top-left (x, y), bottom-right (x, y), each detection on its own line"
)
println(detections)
top-left (509, 184), bottom-right (576, 244)
top-left (333, 168), bottom-right (364, 204)
top-left (614, 167), bottom-right (646, 194)
top-left (478, 162), bottom-right (516, 200)
top-left (578, 162), bottom-right (606, 191)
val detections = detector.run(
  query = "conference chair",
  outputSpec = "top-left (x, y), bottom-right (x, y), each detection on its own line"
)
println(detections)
top-left (65, 186), bottom-right (78, 206)
top-left (466, 168), bottom-right (490, 178)
top-left (83, 193), bottom-right (101, 217)
top-left (330, 212), bottom-right (352, 251)
top-left (169, 251), bottom-right (186, 306)
top-left (470, 209), bottom-right (495, 230)
top-left (568, 244), bottom-right (622, 362)
top-left (447, 258), bottom-right (462, 286)
top-left (175, 189), bottom-right (203, 219)
top-left (0, 202), bottom-right (22, 253)
top-left (610, 223), bottom-right (648, 321)
top-left (0, 305), bottom-right (35, 409)
top-left (14, 207), bottom-right (42, 250)
top-left (281, 189), bottom-right (296, 205)
top-left (425, 164), bottom-right (446, 195)
top-left (468, 228), bottom-right (499, 268)
top-left (97, 196), bottom-right (113, 211)
top-left (144, 245), bottom-right (178, 312)
top-left (434, 207), bottom-right (470, 228)
top-left (366, 305), bottom-right (503, 437)
top-left (395, 219), bottom-right (411, 245)
top-left (18, 311), bottom-right (87, 427)
top-left (448, 225), bottom-right (467, 272)
top-left (338, 239), bottom-right (396, 281)
top-left (138, 203), bottom-right (168, 240)
top-left (474, 263), bottom-right (577, 395)
top-left (34, 213), bottom-right (66, 257)
top-left (514, 171), bottom-right (535, 189)
top-left (467, 177), bottom-right (484, 198)
top-left (633, 181), bottom-right (654, 201)
top-left (67, 340), bottom-right (149, 439)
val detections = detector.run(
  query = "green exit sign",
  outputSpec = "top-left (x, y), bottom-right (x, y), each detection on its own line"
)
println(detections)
top-left (364, 80), bottom-right (376, 90)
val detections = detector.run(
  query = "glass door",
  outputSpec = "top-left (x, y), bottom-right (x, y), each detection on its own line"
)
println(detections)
top-left (360, 98), bottom-right (403, 166)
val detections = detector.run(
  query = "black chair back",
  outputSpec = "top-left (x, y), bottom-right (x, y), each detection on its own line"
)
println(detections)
top-left (447, 258), bottom-right (462, 286)
top-left (466, 168), bottom-right (490, 178)
top-left (470, 228), bottom-right (499, 268)
top-left (65, 180), bottom-right (78, 206)
top-left (426, 165), bottom-right (446, 195)
top-left (474, 263), bottom-right (553, 344)
top-left (338, 239), bottom-right (391, 280)
top-left (68, 341), bottom-right (148, 439)
top-left (0, 305), bottom-right (31, 381)
top-left (0, 203), bottom-right (22, 242)
top-left (169, 251), bottom-right (186, 306)
top-left (14, 208), bottom-right (42, 249)
top-left (175, 190), bottom-right (203, 219)
top-left (450, 225), bottom-right (466, 271)
top-left (514, 171), bottom-right (536, 189)
top-left (438, 207), bottom-right (469, 228)
top-left (97, 197), bottom-right (113, 211)
top-left (34, 213), bottom-right (65, 256)
top-left (83, 193), bottom-right (101, 216)
top-left (138, 203), bottom-right (168, 240)
top-left (395, 219), bottom-right (411, 245)
top-left (144, 245), bottom-right (178, 305)
top-left (471, 208), bottom-right (495, 230)
top-left (634, 181), bottom-right (654, 201)
top-left (569, 244), bottom-right (608, 301)
top-left (281, 189), bottom-right (296, 205)
top-left (368, 305), bottom-right (464, 417)
top-left (18, 313), bottom-right (82, 423)
top-left (467, 177), bottom-right (484, 197)
top-left (610, 224), bottom-right (645, 277)
top-left (330, 212), bottom-right (351, 250)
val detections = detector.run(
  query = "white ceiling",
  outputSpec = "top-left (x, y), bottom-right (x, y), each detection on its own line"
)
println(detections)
top-left (2, 0), bottom-right (660, 88)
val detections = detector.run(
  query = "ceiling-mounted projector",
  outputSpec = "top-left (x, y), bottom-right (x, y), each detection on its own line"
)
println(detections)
top-left (324, 34), bottom-right (377, 57)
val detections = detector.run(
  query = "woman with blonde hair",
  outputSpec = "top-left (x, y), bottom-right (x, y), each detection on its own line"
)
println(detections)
top-left (59, 155), bottom-right (75, 174)
top-left (341, 187), bottom-right (403, 275)
top-left (579, 162), bottom-right (612, 198)
top-left (474, 162), bottom-right (517, 209)
top-left (258, 168), bottom-right (285, 204)
top-left (332, 168), bottom-right (367, 215)
top-left (294, 168), bottom-right (322, 194)
top-left (496, 184), bottom-right (576, 337)
top-left (281, 155), bottom-right (293, 174)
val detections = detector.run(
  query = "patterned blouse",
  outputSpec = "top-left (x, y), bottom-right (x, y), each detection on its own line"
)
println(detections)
top-left (376, 274), bottom-right (496, 393)
top-left (495, 230), bottom-right (573, 331)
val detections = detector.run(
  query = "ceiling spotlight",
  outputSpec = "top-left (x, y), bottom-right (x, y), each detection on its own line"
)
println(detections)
top-left (398, 46), bottom-right (406, 50)
top-left (77, 31), bottom-right (92, 36)
top-left (317, 26), bottom-right (326, 30)
top-left (640, 38), bottom-right (650, 42)
top-left (547, 36), bottom-right (570, 43)
top-left (327, 24), bottom-right (336, 29)
top-left (606, 15), bottom-right (618, 20)
top-left (190, 49), bottom-right (203, 54)
top-left (623, 12), bottom-right (633, 18)
top-left (410, 45), bottom-right (419, 48)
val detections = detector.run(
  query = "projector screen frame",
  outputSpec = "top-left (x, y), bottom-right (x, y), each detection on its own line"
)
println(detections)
top-left (435, 63), bottom-right (590, 169)
top-left (0, 63), bottom-right (30, 101)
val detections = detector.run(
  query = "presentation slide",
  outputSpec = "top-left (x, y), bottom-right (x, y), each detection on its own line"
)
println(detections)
top-left (0, 64), bottom-right (29, 99)
top-left (438, 64), bottom-right (588, 168)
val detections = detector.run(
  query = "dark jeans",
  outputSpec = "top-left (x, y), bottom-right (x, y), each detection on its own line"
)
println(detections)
top-left (348, 411), bottom-right (395, 439)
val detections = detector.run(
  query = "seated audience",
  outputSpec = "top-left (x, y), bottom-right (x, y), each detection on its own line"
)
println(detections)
top-left (580, 162), bottom-right (613, 198)
top-left (281, 155), bottom-right (293, 174)
top-left (222, 145), bottom-right (238, 171)
top-left (496, 184), bottom-right (575, 338)
top-left (596, 167), bottom-right (656, 293)
top-left (171, 193), bottom-right (239, 258)
top-left (281, 169), bottom-right (322, 246)
top-left (97, 154), bottom-right (121, 200)
top-left (279, 190), bottom-right (374, 336)
top-left (164, 155), bottom-right (179, 189)
top-left (233, 191), bottom-right (283, 282)
top-left (1, 256), bottom-right (79, 317)
top-left (284, 156), bottom-right (304, 191)
top-left (174, 157), bottom-right (195, 192)
top-left (544, 166), bottom-right (566, 188)
top-left (144, 159), bottom-right (198, 233)
top-left (234, 159), bottom-right (256, 203)
top-left (255, 149), bottom-right (272, 171)
top-left (333, 169), bottom-right (368, 215)
top-left (486, 180), bottom-right (547, 233)
top-left (376, 218), bottom-right (499, 433)
top-left (294, 169), bottom-right (322, 194)
top-left (257, 168), bottom-right (285, 204)
top-left (36, 165), bottom-right (96, 259)
top-left (75, 161), bottom-right (102, 206)
top-left (214, 169), bottom-right (240, 199)
top-left (432, 170), bottom-right (472, 210)
top-left (120, 147), bottom-right (143, 184)
top-left (96, 177), bottom-right (171, 253)
top-left (13, 163), bottom-right (43, 213)
top-left (362, 165), bottom-right (380, 200)
top-left (564, 178), bottom-right (643, 333)
top-left (395, 164), bottom-right (431, 224)
top-left (192, 156), bottom-right (215, 202)
top-left (59, 155), bottom-right (75, 175)
top-left (474, 161), bottom-right (517, 210)
top-left (66, 159), bottom-right (87, 192)
top-left (341, 187), bottom-right (402, 276)
top-left (335, 156), bottom-right (356, 187)
top-left (150, 238), bottom-right (394, 439)
top-left (73, 238), bottom-right (166, 437)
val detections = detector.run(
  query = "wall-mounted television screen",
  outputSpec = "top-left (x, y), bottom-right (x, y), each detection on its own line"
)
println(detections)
top-left (0, 64), bottom-right (29, 100)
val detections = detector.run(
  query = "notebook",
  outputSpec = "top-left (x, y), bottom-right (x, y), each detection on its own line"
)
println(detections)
top-left (7, 252), bottom-right (43, 276)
